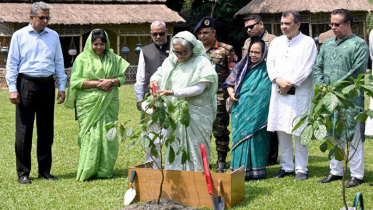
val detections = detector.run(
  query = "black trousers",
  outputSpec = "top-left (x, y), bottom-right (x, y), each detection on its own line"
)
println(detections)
top-left (15, 74), bottom-right (55, 177)
top-left (267, 131), bottom-right (279, 165)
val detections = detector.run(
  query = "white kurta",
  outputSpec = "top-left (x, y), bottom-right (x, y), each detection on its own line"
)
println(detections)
top-left (266, 32), bottom-right (317, 136)
top-left (366, 30), bottom-right (373, 136)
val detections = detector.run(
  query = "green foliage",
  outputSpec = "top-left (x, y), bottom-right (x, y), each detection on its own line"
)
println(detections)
top-left (106, 93), bottom-right (191, 166)
top-left (293, 72), bottom-right (373, 160)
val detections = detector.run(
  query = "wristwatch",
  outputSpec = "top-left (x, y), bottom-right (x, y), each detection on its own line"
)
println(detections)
top-left (111, 79), bottom-right (115, 86)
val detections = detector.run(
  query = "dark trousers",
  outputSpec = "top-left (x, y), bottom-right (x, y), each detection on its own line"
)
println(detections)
top-left (213, 97), bottom-right (230, 152)
top-left (15, 74), bottom-right (55, 177)
top-left (267, 131), bottom-right (279, 165)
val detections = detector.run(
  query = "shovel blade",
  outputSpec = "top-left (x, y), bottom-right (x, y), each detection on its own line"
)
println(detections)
top-left (124, 188), bottom-right (136, 205)
top-left (212, 195), bottom-right (225, 210)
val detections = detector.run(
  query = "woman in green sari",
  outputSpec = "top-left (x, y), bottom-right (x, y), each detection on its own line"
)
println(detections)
top-left (223, 40), bottom-right (271, 180)
top-left (149, 31), bottom-right (218, 172)
top-left (65, 29), bottom-right (129, 181)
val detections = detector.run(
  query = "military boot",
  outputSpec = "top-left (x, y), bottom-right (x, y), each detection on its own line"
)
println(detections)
top-left (216, 151), bottom-right (228, 173)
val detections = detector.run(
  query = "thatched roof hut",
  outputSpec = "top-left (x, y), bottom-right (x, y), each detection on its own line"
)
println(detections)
top-left (235, 0), bottom-right (373, 42)
top-left (0, 0), bottom-right (185, 85)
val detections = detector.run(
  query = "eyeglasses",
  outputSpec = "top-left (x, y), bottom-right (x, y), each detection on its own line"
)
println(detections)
top-left (172, 49), bottom-right (189, 56)
top-left (328, 22), bottom-right (344, 28)
top-left (244, 22), bottom-right (259, 31)
top-left (151, 32), bottom-right (166, 37)
top-left (33, 16), bottom-right (51, 21)
top-left (249, 51), bottom-right (261, 56)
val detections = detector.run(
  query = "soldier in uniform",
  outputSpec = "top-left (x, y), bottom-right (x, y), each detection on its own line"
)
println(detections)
top-left (193, 16), bottom-right (238, 173)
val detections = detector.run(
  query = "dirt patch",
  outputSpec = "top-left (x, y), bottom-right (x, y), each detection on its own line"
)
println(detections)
top-left (122, 199), bottom-right (196, 210)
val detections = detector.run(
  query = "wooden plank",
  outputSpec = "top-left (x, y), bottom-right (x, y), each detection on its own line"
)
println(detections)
top-left (128, 164), bottom-right (245, 208)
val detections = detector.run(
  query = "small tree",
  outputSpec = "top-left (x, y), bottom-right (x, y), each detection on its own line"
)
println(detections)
top-left (106, 93), bottom-right (190, 205)
top-left (293, 71), bottom-right (373, 210)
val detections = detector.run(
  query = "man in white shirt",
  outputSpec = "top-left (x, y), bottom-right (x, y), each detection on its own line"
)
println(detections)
top-left (134, 20), bottom-right (169, 168)
top-left (266, 11), bottom-right (317, 180)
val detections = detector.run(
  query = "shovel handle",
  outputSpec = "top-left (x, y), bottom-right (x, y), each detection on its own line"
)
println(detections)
top-left (200, 144), bottom-right (213, 195)
top-left (130, 170), bottom-right (136, 185)
top-left (218, 179), bottom-right (221, 197)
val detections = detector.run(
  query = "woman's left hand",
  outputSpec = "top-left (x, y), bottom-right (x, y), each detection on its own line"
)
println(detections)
top-left (157, 90), bottom-right (173, 96)
top-left (97, 79), bottom-right (113, 92)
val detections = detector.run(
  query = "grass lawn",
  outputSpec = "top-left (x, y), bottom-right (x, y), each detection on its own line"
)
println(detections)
top-left (0, 85), bottom-right (372, 209)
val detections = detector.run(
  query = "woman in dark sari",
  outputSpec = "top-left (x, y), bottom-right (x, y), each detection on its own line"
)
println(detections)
top-left (222, 40), bottom-right (272, 180)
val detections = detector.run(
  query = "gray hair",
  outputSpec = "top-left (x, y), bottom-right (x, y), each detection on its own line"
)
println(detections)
top-left (282, 10), bottom-right (302, 23)
top-left (30, 2), bottom-right (50, 15)
top-left (172, 38), bottom-right (193, 50)
top-left (150, 21), bottom-right (166, 30)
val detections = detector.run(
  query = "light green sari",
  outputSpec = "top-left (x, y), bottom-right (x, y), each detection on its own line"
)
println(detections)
top-left (65, 29), bottom-right (129, 181)
top-left (150, 31), bottom-right (218, 171)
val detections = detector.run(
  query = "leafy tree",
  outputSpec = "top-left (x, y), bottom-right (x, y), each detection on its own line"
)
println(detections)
top-left (293, 71), bottom-right (373, 210)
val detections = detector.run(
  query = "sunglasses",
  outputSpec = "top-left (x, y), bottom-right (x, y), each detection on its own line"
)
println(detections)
top-left (33, 16), bottom-right (51, 21)
top-left (244, 22), bottom-right (259, 31)
top-left (172, 49), bottom-right (189, 56)
top-left (249, 51), bottom-right (261, 56)
top-left (151, 32), bottom-right (166, 37)
top-left (328, 22), bottom-right (344, 28)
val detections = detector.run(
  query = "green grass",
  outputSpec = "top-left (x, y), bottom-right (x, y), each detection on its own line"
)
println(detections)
top-left (0, 86), bottom-right (372, 209)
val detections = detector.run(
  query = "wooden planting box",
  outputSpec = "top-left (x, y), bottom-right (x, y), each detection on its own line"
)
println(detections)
top-left (127, 162), bottom-right (245, 208)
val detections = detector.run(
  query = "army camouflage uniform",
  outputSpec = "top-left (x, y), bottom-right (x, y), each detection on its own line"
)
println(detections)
top-left (206, 40), bottom-right (237, 170)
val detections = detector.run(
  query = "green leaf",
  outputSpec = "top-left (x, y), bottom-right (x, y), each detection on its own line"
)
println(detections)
top-left (314, 123), bottom-right (327, 141)
top-left (106, 127), bottom-right (117, 141)
top-left (140, 134), bottom-right (150, 148)
top-left (121, 131), bottom-right (127, 142)
top-left (334, 146), bottom-right (344, 161)
top-left (169, 146), bottom-right (175, 163)
top-left (169, 117), bottom-right (177, 130)
top-left (165, 134), bottom-right (175, 147)
top-left (300, 125), bottom-right (313, 146)
top-left (328, 147), bottom-right (335, 160)
top-left (292, 116), bottom-right (307, 132)
top-left (342, 85), bottom-right (355, 95)
top-left (324, 117), bottom-right (332, 131)
top-left (320, 141), bottom-right (328, 152)
top-left (128, 139), bottom-right (140, 150)
top-left (335, 120), bottom-right (344, 135)
top-left (366, 110), bottom-right (373, 118)
top-left (354, 112), bottom-right (368, 122)
top-left (151, 146), bottom-right (159, 158)
top-left (105, 122), bottom-right (116, 130)
top-left (164, 97), bottom-right (175, 113)
top-left (313, 97), bottom-right (325, 113)
top-left (126, 127), bottom-right (134, 137)
top-left (334, 92), bottom-right (355, 109)
top-left (323, 93), bottom-right (340, 112)
top-left (360, 84), bottom-right (373, 97)
top-left (181, 150), bottom-right (188, 164)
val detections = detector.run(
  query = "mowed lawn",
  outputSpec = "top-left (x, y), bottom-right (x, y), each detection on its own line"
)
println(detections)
top-left (0, 85), bottom-right (373, 210)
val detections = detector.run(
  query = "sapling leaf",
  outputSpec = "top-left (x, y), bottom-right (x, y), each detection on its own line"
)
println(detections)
top-left (128, 139), bottom-right (140, 149)
top-left (300, 124), bottom-right (313, 146)
top-left (164, 97), bottom-right (175, 113)
top-left (181, 149), bottom-right (188, 164)
top-left (314, 123), bottom-right (327, 141)
top-left (105, 122), bottom-right (116, 130)
top-left (106, 127), bottom-right (117, 141)
top-left (328, 147), bottom-right (335, 160)
top-left (320, 141), bottom-right (328, 152)
top-left (342, 85), bottom-right (355, 95)
top-left (169, 117), bottom-right (177, 130)
top-left (334, 146), bottom-right (344, 161)
top-left (323, 93), bottom-right (340, 112)
top-left (126, 127), bottom-right (134, 137)
top-left (354, 112), bottom-right (368, 122)
top-left (335, 120), bottom-right (344, 134)
top-left (151, 145), bottom-right (159, 158)
top-left (366, 110), bottom-right (373, 118)
top-left (169, 146), bottom-right (175, 163)
top-left (292, 115), bottom-right (307, 132)
top-left (325, 117), bottom-right (332, 131)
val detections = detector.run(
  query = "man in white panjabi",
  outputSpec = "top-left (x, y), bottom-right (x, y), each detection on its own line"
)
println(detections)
top-left (266, 11), bottom-right (317, 180)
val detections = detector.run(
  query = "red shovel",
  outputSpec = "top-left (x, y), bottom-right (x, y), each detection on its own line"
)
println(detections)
top-left (200, 144), bottom-right (225, 210)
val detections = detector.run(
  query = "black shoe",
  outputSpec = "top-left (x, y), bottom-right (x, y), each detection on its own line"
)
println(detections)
top-left (216, 161), bottom-right (227, 173)
top-left (216, 151), bottom-right (228, 173)
top-left (295, 172), bottom-right (308, 180)
top-left (273, 169), bottom-right (293, 178)
top-left (345, 176), bottom-right (363, 188)
top-left (38, 173), bottom-right (58, 181)
top-left (318, 173), bottom-right (342, 183)
top-left (18, 176), bottom-right (31, 184)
